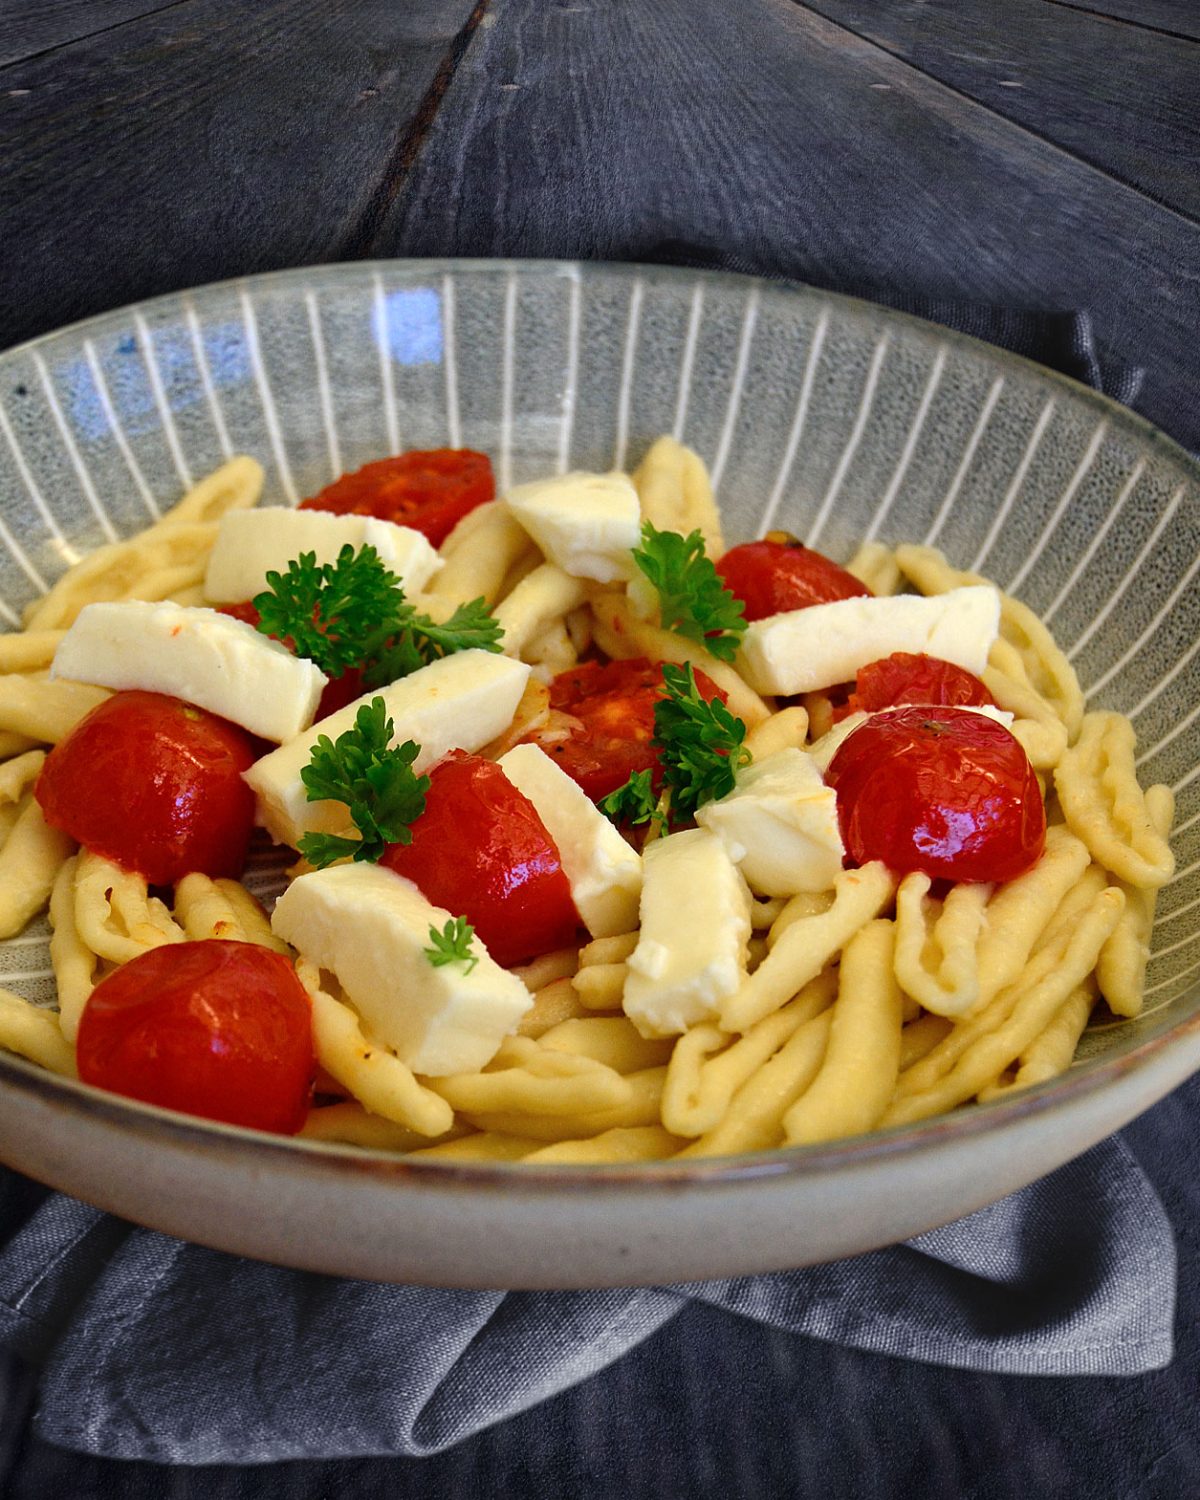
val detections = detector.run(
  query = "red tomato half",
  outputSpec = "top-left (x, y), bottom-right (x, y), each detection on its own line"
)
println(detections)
top-left (525, 658), bottom-right (728, 802)
top-left (77, 940), bottom-right (314, 1134)
top-left (825, 705), bottom-right (1045, 884)
top-left (300, 449), bottom-right (495, 547)
top-left (834, 652), bottom-right (995, 722)
top-left (35, 691), bottom-right (257, 887)
top-left (216, 601), bottom-right (365, 721)
top-left (381, 751), bottom-right (580, 966)
top-left (715, 535), bottom-right (871, 621)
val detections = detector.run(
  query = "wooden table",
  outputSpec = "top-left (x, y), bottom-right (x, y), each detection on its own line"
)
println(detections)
top-left (2, 4), bottom-right (1199, 1496)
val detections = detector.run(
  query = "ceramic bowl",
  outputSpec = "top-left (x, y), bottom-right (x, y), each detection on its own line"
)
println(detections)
top-left (0, 261), bottom-right (1196, 1288)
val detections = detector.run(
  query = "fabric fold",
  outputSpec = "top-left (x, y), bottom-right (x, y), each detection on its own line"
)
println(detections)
top-left (0, 1135), bottom-right (1172, 1464)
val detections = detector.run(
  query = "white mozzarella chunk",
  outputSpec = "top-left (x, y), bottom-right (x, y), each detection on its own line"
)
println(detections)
top-left (695, 748), bottom-right (844, 896)
top-left (244, 650), bottom-right (531, 848)
top-left (50, 600), bottom-right (326, 743)
top-left (497, 743), bottom-right (642, 937)
top-left (624, 828), bottom-right (752, 1038)
top-left (203, 506), bottom-right (443, 602)
top-left (737, 585), bottom-right (1001, 696)
top-left (505, 471), bottom-right (641, 583)
top-left (272, 863), bottom-right (532, 1077)
top-left (808, 713), bottom-right (869, 774)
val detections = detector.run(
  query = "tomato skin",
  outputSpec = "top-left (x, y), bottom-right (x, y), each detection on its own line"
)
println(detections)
top-left (715, 536), bottom-right (871, 622)
top-left (835, 652), bottom-right (995, 721)
top-left (529, 657), bottom-right (726, 802)
top-left (35, 691), bottom-right (257, 887)
top-left (380, 751), bottom-right (580, 966)
top-left (76, 940), bottom-right (314, 1134)
top-left (825, 705), bottom-right (1045, 884)
top-left (299, 449), bottom-right (495, 547)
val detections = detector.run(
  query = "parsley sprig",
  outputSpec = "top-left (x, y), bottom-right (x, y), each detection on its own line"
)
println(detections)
top-left (599, 662), bottom-right (750, 829)
top-left (298, 697), bottom-right (430, 868)
top-left (631, 522), bottom-right (746, 663)
top-left (253, 544), bottom-right (502, 684)
top-left (424, 916), bottom-right (479, 974)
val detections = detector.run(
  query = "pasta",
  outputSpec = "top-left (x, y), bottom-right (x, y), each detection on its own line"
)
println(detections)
top-left (0, 439), bottom-right (1178, 1167)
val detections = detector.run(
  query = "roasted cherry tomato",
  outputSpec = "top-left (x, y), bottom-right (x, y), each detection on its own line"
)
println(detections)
top-left (834, 652), bottom-right (995, 722)
top-left (217, 601), bottom-right (365, 720)
top-left (381, 751), bottom-right (580, 966)
top-left (714, 534), bottom-right (871, 621)
top-left (300, 449), bottom-right (495, 547)
top-left (35, 690), bottom-right (257, 887)
top-left (77, 940), bottom-right (314, 1133)
top-left (525, 657), bottom-right (725, 802)
top-left (825, 705), bottom-right (1045, 884)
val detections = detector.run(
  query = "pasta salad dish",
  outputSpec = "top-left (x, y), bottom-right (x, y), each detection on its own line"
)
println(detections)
top-left (0, 437), bottom-right (1174, 1165)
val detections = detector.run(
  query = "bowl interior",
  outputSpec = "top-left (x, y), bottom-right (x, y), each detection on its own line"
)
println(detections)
top-left (0, 258), bottom-right (1197, 1157)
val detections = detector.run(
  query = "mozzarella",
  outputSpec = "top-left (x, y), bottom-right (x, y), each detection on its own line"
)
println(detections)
top-left (624, 828), bottom-right (752, 1038)
top-left (808, 713), bottom-right (869, 774)
top-left (50, 600), bottom-right (326, 743)
top-left (497, 743), bottom-right (642, 937)
top-left (244, 649), bottom-right (531, 848)
top-left (272, 863), bottom-right (532, 1076)
top-left (505, 471), bottom-right (641, 583)
top-left (737, 585), bottom-right (1001, 696)
top-left (695, 748), bottom-right (844, 896)
top-left (203, 507), bottom-right (443, 602)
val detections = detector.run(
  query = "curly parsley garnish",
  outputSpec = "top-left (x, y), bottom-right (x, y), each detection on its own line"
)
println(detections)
top-left (424, 916), bottom-right (479, 974)
top-left (599, 662), bottom-right (750, 830)
top-left (631, 522), bottom-right (746, 663)
top-left (253, 544), bottom-right (502, 684)
top-left (298, 697), bottom-right (430, 868)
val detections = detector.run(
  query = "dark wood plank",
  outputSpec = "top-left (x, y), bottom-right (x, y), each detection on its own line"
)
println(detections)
top-left (800, 0), bottom-right (1200, 219)
top-left (0, 0), bottom-right (482, 349)
top-left (376, 0), bottom-right (1200, 454)
top-left (1048, 0), bottom-right (1200, 43)
top-left (0, 1), bottom-right (187, 68)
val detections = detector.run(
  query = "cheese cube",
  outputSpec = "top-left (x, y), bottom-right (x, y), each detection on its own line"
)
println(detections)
top-left (695, 748), bottom-right (844, 896)
top-left (272, 862), bottom-right (532, 1076)
top-left (203, 507), bottom-right (442, 602)
top-left (624, 828), bottom-right (752, 1038)
top-left (505, 471), bottom-right (641, 583)
top-left (50, 600), bottom-right (326, 743)
top-left (498, 743), bottom-right (641, 937)
top-left (738, 585), bottom-right (1001, 696)
top-left (244, 650), bottom-right (531, 848)
top-left (808, 713), bottom-right (869, 774)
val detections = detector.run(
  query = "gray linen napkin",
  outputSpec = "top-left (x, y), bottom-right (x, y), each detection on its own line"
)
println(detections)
top-left (0, 1134), bottom-right (1177, 1464)
top-left (0, 287), bottom-right (1176, 1465)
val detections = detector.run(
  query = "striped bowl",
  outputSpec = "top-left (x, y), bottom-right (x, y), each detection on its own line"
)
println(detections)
top-left (0, 260), bottom-right (1196, 1288)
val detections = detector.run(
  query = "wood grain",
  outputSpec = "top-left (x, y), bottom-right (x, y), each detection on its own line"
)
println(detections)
top-left (0, 0), bottom-right (187, 68)
top-left (1048, 0), bottom-right (1200, 42)
top-left (0, 0), bottom-right (480, 346)
top-left (803, 0), bottom-right (1200, 218)
top-left (376, 0), bottom-right (1200, 453)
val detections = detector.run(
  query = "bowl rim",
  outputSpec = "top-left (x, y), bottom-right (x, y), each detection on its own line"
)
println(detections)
top-left (2, 255), bottom-right (1198, 1195)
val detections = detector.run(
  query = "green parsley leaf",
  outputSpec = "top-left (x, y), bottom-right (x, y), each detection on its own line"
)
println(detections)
top-left (599, 662), bottom-right (750, 829)
top-left (363, 597), bottom-right (504, 689)
top-left (654, 661), bottom-right (750, 819)
top-left (598, 768), bottom-right (660, 826)
top-left (631, 522), bottom-right (746, 663)
top-left (252, 544), bottom-right (503, 685)
top-left (424, 916), bottom-right (480, 974)
top-left (297, 697), bottom-right (430, 868)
